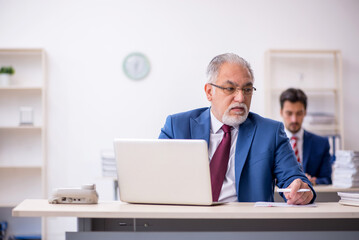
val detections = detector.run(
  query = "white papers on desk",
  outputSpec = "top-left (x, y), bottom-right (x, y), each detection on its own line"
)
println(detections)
top-left (338, 192), bottom-right (359, 207)
top-left (333, 150), bottom-right (359, 188)
top-left (254, 202), bottom-right (317, 207)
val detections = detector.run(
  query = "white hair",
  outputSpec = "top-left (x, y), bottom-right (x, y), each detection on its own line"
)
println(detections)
top-left (206, 53), bottom-right (254, 84)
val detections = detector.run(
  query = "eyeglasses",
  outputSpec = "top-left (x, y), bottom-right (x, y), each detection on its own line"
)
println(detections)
top-left (209, 83), bottom-right (256, 96)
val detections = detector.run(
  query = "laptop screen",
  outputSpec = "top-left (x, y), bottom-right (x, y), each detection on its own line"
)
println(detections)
top-left (113, 139), bottom-right (214, 205)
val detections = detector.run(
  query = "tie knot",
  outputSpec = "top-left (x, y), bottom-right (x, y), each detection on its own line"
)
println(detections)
top-left (291, 136), bottom-right (298, 141)
top-left (221, 124), bottom-right (232, 133)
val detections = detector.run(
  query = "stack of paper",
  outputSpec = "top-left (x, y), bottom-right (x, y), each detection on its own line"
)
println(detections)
top-left (101, 150), bottom-right (117, 178)
top-left (333, 150), bottom-right (359, 188)
top-left (305, 112), bottom-right (335, 125)
top-left (338, 192), bottom-right (359, 207)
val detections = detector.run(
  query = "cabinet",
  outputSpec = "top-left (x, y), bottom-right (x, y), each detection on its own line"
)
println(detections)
top-left (264, 49), bottom-right (344, 153)
top-left (0, 49), bottom-right (46, 238)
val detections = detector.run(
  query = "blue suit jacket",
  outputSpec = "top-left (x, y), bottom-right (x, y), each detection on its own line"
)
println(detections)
top-left (303, 130), bottom-right (332, 185)
top-left (159, 107), bottom-right (316, 202)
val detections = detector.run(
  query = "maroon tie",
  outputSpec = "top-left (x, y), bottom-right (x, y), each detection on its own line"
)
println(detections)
top-left (210, 124), bottom-right (232, 202)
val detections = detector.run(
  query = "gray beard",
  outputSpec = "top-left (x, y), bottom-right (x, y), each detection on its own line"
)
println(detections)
top-left (222, 103), bottom-right (249, 127)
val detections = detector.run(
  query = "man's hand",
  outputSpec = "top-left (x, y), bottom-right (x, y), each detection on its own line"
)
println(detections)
top-left (284, 178), bottom-right (314, 205)
top-left (305, 173), bottom-right (317, 186)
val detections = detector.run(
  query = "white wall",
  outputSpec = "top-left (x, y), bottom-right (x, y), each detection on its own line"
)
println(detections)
top-left (1, 0), bottom-right (359, 239)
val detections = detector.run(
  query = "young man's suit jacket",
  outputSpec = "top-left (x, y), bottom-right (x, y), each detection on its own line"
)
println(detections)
top-left (159, 107), bottom-right (316, 202)
top-left (303, 130), bottom-right (332, 185)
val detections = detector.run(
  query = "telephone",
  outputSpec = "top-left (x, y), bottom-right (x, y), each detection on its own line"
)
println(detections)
top-left (48, 184), bottom-right (99, 204)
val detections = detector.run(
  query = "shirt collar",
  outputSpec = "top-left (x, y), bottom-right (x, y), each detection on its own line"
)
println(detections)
top-left (210, 108), bottom-right (239, 133)
top-left (285, 127), bottom-right (304, 140)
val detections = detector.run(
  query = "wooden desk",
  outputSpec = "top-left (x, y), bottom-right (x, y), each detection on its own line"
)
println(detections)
top-left (274, 185), bottom-right (359, 202)
top-left (13, 199), bottom-right (359, 240)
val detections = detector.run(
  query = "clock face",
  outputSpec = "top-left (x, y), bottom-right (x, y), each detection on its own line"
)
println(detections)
top-left (123, 52), bottom-right (151, 80)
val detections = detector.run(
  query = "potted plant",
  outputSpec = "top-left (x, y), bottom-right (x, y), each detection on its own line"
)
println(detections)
top-left (0, 66), bottom-right (15, 86)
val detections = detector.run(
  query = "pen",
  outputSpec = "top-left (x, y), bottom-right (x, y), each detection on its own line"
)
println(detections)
top-left (276, 188), bottom-right (310, 193)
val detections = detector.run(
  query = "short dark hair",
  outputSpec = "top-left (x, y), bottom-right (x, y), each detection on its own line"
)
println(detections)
top-left (280, 88), bottom-right (307, 110)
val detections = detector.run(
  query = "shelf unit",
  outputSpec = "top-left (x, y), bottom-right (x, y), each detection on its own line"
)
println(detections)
top-left (264, 49), bottom-right (344, 153)
top-left (0, 49), bottom-right (46, 238)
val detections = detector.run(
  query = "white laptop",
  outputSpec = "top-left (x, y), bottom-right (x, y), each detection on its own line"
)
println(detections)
top-left (113, 138), bottom-right (218, 205)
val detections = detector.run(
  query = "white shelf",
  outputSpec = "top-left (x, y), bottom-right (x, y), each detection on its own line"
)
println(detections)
top-left (0, 48), bottom-right (47, 238)
top-left (0, 48), bottom-right (44, 53)
top-left (0, 86), bottom-right (43, 90)
top-left (267, 49), bottom-right (341, 54)
top-left (0, 165), bottom-right (43, 169)
top-left (270, 88), bottom-right (338, 93)
top-left (0, 126), bottom-right (42, 130)
top-left (265, 49), bottom-right (344, 149)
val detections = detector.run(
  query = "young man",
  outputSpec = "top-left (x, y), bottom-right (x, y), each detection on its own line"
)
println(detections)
top-left (159, 53), bottom-right (315, 204)
top-left (280, 88), bottom-right (332, 185)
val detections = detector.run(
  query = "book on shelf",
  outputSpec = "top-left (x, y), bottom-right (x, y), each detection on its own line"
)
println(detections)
top-left (305, 112), bottom-right (335, 125)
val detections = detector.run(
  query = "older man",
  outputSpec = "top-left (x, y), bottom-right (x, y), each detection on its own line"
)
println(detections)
top-left (159, 53), bottom-right (315, 204)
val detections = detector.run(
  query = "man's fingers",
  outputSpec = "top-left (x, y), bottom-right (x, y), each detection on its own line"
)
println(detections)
top-left (289, 179), bottom-right (301, 198)
top-left (289, 191), bottom-right (313, 205)
top-left (286, 179), bottom-right (313, 204)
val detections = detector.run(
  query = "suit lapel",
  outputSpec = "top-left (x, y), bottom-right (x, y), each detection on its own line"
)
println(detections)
top-left (235, 115), bottom-right (257, 189)
top-left (190, 109), bottom-right (257, 191)
top-left (302, 130), bottom-right (311, 171)
top-left (190, 108), bottom-right (211, 147)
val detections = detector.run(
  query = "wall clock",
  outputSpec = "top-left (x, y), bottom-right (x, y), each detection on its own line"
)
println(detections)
top-left (123, 52), bottom-right (151, 80)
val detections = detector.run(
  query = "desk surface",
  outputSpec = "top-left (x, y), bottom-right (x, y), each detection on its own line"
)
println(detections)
top-left (274, 185), bottom-right (359, 193)
top-left (12, 199), bottom-right (359, 219)
top-left (313, 185), bottom-right (359, 192)
top-left (274, 185), bottom-right (359, 202)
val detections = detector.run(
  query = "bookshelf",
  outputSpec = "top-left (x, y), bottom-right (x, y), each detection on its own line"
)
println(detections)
top-left (264, 49), bottom-right (344, 156)
top-left (0, 48), bottom-right (47, 238)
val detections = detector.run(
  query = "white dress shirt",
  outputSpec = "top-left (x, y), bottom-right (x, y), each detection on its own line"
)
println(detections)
top-left (285, 128), bottom-right (304, 165)
top-left (209, 111), bottom-right (238, 202)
